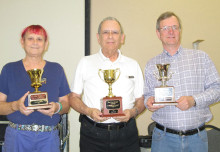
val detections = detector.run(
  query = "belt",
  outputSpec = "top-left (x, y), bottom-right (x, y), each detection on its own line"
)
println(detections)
top-left (9, 121), bottom-right (59, 132)
top-left (82, 115), bottom-right (131, 131)
top-left (156, 123), bottom-right (205, 136)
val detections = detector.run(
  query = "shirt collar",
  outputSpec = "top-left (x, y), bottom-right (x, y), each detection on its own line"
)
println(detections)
top-left (98, 49), bottom-right (122, 62)
top-left (163, 46), bottom-right (183, 57)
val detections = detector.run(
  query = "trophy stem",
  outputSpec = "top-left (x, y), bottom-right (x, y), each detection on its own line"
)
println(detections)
top-left (108, 84), bottom-right (114, 97)
top-left (161, 79), bottom-right (167, 87)
top-left (34, 87), bottom-right (41, 93)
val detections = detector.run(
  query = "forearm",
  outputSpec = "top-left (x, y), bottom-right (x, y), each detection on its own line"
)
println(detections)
top-left (194, 56), bottom-right (220, 108)
top-left (0, 101), bottom-right (18, 115)
top-left (69, 92), bottom-right (91, 116)
top-left (0, 92), bottom-right (18, 115)
top-left (193, 87), bottom-right (220, 108)
top-left (131, 95), bottom-right (145, 118)
top-left (58, 95), bottom-right (70, 114)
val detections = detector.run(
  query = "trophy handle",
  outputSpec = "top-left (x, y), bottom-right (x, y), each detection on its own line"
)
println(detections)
top-left (114, 68), bottom-right (120, 82)
top-left (154, 71), bottom-right (161, 80)
top-left (167, 71), bottom-right (174, 80)
top-left (98, 69), bottom-right (105, 82)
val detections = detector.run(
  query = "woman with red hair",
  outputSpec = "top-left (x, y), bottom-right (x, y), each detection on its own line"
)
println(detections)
top-left (0, 25), bottom-right (70, 152)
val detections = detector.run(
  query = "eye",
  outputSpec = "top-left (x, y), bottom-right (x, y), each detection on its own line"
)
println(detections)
top-left (112, 31), bottom-right (119, 34)
top-left (102, 31), bottom-right (109, 34)
top-left (163, 26), bottom-right (168, 31)
top-left (27, 37), bottom-right (33, 40)
top-left (172, 25), bottom-right (178, 30)
top-left (37, 38), bottom-right (43, 41)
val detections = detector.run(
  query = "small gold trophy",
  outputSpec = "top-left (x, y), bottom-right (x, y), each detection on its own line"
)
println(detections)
top-left (98, 69), bottom-right (125, 117)
top-left (26, 69), bottom-right (52, 110)
top-left (154, 64), bottom-right (177, 105)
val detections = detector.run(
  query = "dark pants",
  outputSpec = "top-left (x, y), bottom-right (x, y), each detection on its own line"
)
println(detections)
top-left (79, 115), bottom-right (140, 152)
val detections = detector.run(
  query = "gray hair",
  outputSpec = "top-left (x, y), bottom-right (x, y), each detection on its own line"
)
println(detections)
top-left (98, 17), bottom-right (124, 34)
top-left (156, 11), bottom-right (182, 31)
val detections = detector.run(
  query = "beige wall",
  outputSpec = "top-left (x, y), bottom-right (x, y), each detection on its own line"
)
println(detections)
top-left (91, 0), bottom-right (220, 135)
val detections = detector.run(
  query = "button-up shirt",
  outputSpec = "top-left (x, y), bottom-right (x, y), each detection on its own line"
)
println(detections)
top-left (144, 46), bottom-right (220, 131)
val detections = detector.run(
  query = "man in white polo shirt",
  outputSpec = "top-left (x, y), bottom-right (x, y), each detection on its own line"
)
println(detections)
top-left (69, 17), bottom-right (145, 152)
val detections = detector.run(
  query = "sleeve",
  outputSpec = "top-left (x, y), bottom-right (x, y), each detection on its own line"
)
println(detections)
top-left (143, 63), bottom-right (156, 108)
top-left (70, 57), bottom-right (86, 95)
top-left (59, 66), bottom-right (71, 97)
top-left (134, 61), bottom-right (144, 98)
top-left (193, 53), bottom-right (220, 108)
top-left (0, 65), bottom-right (9, 95)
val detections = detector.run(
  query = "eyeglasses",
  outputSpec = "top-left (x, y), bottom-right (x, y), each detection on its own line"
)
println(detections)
top-left (160, 25), bottom-right (180, 32)
top-left (101, 30), bottom-right (120, 35)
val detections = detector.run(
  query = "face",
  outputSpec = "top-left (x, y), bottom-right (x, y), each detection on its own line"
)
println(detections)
top-left (156, 16), bottom-right (181, 49)
top-left (21, 31), bottom-right (48, 58)
top-left (97, 20), bottom-right (125, 53)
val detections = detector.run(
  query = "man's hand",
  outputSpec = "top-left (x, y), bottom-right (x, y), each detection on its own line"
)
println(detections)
top-left (112, 109), bottom-right (132, 122)
top-left (88, 108), bottom-right (109, 122)
top-left (146, 96), bottom-right (165, 112)
top-left (176, 96), bottom-right (195, 111)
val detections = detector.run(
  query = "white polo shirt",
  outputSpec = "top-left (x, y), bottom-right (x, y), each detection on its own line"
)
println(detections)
top-left (71, 49), bottom-right (144, 123)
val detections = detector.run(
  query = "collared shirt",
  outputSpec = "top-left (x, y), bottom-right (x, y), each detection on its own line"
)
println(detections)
top-left (71, 49), bottom-right (144, 123)
top-left (144, 46), bottom-right (220, 131)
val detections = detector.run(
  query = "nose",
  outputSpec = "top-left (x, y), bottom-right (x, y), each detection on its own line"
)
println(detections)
top-left (168, 28), bottom-right (174, 34)
top-left (107, 31), bottom-right (113, 38)
top-left (31, 39), bottom-right (38, 44)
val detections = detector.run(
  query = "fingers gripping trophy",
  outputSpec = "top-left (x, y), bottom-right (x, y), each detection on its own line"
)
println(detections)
top-left (98, 68), bottom-right (125, 117)
top-left (27, 69), bottom-right (52, 110)
top-left (154, 64), bottom-right (177, 105)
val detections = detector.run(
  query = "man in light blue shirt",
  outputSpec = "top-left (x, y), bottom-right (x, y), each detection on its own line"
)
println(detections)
top-left (144, 11), bottom-right (220, 152)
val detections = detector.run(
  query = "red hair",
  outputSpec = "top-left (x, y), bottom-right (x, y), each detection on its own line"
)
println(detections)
top-left (21, 25), bottom-right (48, 41)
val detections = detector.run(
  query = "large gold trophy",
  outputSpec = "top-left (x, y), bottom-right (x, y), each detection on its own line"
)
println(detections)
top-left (98, 69), bottom-right (125, 117)
top-left (27, 69), bottom-right (51, 110)
top-left (154, 64), bottom-right (177, 105)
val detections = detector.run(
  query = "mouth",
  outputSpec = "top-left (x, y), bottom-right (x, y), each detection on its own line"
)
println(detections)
top-left (167, 36), bottom-right (175, 39)
top-left (107, 41), bottom-right (114, 44)
top-left (31, 47), bottom-right (39, 49)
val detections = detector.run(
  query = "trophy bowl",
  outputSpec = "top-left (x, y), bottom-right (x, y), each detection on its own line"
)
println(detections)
top-left (156, 64), bottom-right (170, 86)
top-left (27, 69), bottom-right (43, 92)
top-left (99, 69), bottom-right (120, 97)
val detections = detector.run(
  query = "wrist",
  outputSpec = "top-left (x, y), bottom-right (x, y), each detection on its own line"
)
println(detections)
top-left (11, 101), bottom-right (18, 111)
top-left (191, 96), bottom-right (196, 107)
top-left (54, 102), bottom-right (62, 114)
top-left (193, 100), bottom-right (196, 107)
top-left (133, 107), bottom-right (139, 118)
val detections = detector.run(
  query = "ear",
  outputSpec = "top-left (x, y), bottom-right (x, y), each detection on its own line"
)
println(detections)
top-left (121, 34), bottom-right (125, 44)
top-left (20, 38), bottom-right (25, 49)
top-left (156, 29), bottom-right (161, 40)
top-left (96, 33), bottom-right (101, 44)
top-left (44, 40), bottom-right (49, 51)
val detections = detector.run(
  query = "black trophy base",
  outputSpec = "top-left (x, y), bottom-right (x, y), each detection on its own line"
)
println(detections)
top-left (101, 96), bottom-right (125, 117)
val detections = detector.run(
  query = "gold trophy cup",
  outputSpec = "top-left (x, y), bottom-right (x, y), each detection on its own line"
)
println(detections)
top-left (98, 69), bottom-right (124, 117)
top-left (27, 69), bottom-right (52, 110)
top-left (154, 64), bottom-right (177, 105)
